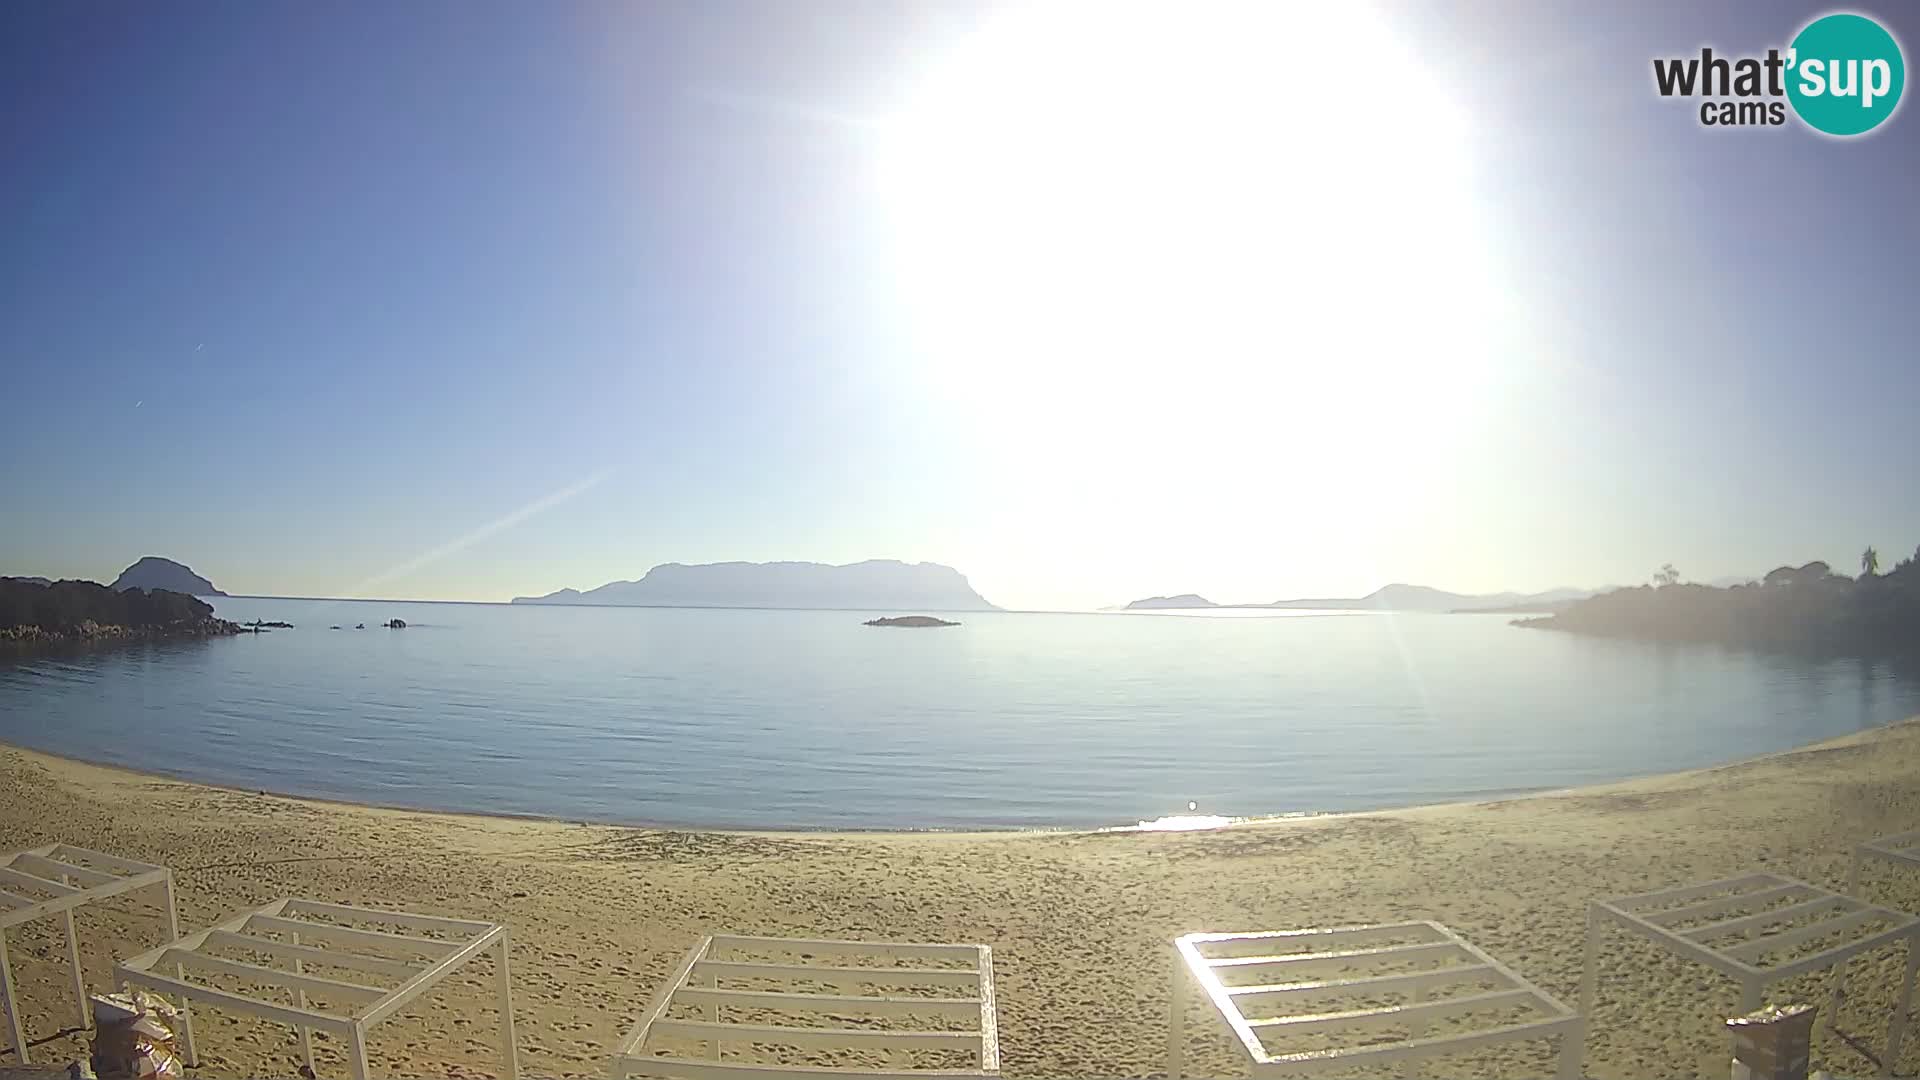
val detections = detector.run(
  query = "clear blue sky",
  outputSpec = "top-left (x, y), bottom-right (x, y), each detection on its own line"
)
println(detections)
top-left (3, 1), bottom-right (1916, 609)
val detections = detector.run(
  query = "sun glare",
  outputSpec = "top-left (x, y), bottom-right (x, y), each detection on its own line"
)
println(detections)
top-left (876, 3), bottom-right (1502, 513)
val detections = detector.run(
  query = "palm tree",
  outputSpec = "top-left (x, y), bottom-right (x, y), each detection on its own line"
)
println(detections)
top-left (1862, 546), bottom-right (1880, 577)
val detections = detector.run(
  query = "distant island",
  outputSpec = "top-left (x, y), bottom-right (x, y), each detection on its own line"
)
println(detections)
top-left (1121, 583), bottom-right (1591, 613)
top-left (1447, 598), bottom-right (1585, 615)
top-left (1, 578), bottom-right (241, 645)
top-left (513, 560), bottom-right (998, 611)
top-left (109, 556), bottom-right (226, 596)
top-left (1518, 551), bottom-right (1920, 656)
top-left (864, 615), bottom-right (958, 627)
top-left (1125, 594), bottom-right (1217, 610)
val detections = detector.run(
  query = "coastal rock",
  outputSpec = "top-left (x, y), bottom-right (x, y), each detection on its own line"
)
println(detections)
top-left (513, 559), bottom-right (998, 611)
top-left (863, 615), bottom-right (958, 627)
top-left (110, 557), bottom-right (226, 596)
top-left (0, 577), bottom-right (241, 645)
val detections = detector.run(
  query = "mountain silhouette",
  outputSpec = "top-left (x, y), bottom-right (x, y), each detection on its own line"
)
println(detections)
top-left (1122, 584), bottom-right (1591, 613)
top-left (109, 557), bottom-right (225, 596)
top-left (512, 560), bottom-right (998, 610)
top-left (1274, 583), bottom-right (1590, 613)
top-left (1124, 594), bottom-right (1218, 609)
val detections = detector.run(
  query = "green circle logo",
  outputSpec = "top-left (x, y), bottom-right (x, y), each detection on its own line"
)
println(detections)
top-left (1786, 13), bottom-right (1905, 136)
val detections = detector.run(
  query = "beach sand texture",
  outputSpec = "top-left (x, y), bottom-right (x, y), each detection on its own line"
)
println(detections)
top-left (1, 720), bottom-right (1918, 1079)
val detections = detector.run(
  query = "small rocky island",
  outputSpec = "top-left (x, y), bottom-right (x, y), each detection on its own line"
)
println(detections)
top-left (863, 615), bottom-right (959, 628)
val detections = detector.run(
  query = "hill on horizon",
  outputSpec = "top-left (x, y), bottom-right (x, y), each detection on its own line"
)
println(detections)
top-left (1121, 583), bottom-right (1594, 613)
top-left (1124, 594), bottom-right (1216, 610)
top-left (512, 559), bottom-right (999, 611)
top-left (109, 557), bottom-right (225, 597)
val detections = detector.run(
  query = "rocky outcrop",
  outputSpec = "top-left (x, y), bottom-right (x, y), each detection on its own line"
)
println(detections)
top-left (863, 615), bottom-right (959, 627)
top-left (0, 617), bottom-right (242, 644)
top-left (0, 578), bottom-right (241, 645)
top-left (109, 557), bottom-right (226, 596)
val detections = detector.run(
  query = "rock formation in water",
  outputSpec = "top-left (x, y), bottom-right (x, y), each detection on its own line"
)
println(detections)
top-left (863, 615), bottom-right (959, 627)
top-left (512, 560), bottom-right (998, 611)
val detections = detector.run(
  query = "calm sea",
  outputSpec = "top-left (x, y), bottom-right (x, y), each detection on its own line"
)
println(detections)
top-left (1, 598), bottom-right (1916, 830)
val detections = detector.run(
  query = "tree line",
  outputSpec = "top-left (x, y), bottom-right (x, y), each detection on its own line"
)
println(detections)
top-left (1520, 544), bottom-right (1920, 655)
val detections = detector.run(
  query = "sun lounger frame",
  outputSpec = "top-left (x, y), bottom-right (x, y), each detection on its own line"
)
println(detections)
top-left (0, 844), bottom-right (181, 1065)
top-left (115, 897), bottom-right (517, 1080)
top-left (1582, 871), bottom-right (1920, 1078)
top-left (1850, 829), bottom-right (1920, 901)
top-left (610, 934), bottom-right (998, 1080)
top-left (1170, 921), bottom-right (1583, 1078)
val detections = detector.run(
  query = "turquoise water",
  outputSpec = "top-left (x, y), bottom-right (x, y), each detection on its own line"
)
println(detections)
top-left (1, 598), bottom-right (1916, 829)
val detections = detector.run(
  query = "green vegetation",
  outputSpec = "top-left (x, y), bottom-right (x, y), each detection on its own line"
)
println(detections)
top-left (0, 578), bottom-right (240, 643)
top-left (1519, 545), bottom-right (1920, 655)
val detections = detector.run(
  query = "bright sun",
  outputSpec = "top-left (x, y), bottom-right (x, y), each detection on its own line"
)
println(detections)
top-left (874, 3), bottom-right (1505, 517)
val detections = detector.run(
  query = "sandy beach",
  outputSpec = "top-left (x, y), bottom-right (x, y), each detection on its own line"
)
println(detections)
top-left (1, 721), bottom-right (1918, 1079)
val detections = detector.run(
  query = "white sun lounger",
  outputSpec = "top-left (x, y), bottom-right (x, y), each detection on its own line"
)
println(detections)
top-left (1583, 872), bottom-right (1920, 1078)
top-left (116, 897), bottom-right (517, 1080)
top-left (0, 844), bottom-right (182, 1064)
top-left (1849, 830), bottom-right (1920, 900)
top-left (1171, 922), bottom-right (1583, 1079)
top-left (611, 933), bottom-right (998, 1080)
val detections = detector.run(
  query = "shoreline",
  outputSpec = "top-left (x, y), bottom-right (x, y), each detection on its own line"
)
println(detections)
top-left (1, 716), bottom-right (1913, 840)
top-left (4, 718), bottom-right (1920, 1077)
